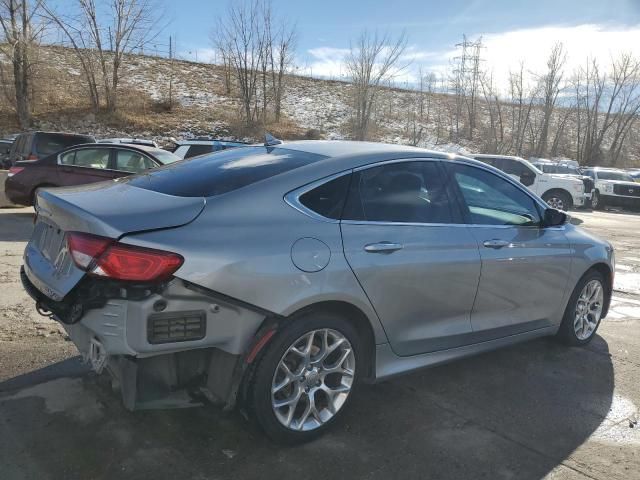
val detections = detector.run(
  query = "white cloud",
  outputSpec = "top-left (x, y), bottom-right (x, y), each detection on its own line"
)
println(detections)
top-left (465, 24), bottom-right (640, 92)
top-left (301, 23), bottom-right (640, 92)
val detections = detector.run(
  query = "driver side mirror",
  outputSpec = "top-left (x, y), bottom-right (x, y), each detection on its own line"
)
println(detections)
top-left (543, 208), bottom-right (568, 227)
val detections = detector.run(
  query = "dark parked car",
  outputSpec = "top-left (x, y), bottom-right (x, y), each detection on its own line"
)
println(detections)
top-left (0, 139), bottom-right (13, 169)
top-left (5, 143), bottom-right (179, 206)
top-left (7, 131), bottom-right (96, 167)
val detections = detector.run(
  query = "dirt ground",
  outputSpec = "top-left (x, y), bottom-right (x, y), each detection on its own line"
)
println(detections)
top-left (0, 206), bottom-right (638, 480)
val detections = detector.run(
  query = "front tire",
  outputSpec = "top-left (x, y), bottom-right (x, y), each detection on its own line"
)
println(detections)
top-left (557, 270), bottom-right (606, 346)
top-left (542, 190), bottom-right (572, 211)
top-left (246, 311), bottom-right (361, 444)
top-left (592, 190), bottom-right (605, 210)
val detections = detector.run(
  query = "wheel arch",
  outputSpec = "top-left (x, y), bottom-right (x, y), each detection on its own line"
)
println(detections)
top-left (588, 262), bottom-right (613, 317)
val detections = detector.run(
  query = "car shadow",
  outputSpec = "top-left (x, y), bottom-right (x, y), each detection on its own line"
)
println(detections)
top-left (0, 210), bottom-right (34, 242)
top-left (0, 336), bottom-right (616, 479)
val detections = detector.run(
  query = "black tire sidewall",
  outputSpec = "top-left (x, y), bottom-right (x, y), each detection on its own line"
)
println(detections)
top-left (558, 270), bottom-right (606, 346)
top-left (248, 312), bottom-right (362, 444)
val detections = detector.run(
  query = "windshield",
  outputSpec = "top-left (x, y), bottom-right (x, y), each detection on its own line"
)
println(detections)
top-left (537, 164), bottom-right (580, 175)
top-left (597, 171), bottom-right (634, 182)
top-left (124, 146), bottom-right (327, 197)
top-left (151, 149), bottom-right (181, 165)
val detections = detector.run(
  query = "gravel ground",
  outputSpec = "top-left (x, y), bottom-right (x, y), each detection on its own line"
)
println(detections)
top-left (0, 206), bottom-right (638, 480)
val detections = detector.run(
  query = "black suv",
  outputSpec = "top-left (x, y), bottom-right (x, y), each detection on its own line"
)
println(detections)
top-left (7, 131), bottom-right (95, 167)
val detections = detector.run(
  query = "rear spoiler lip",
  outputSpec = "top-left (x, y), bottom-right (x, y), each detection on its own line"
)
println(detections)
top-left (35, 184), bottom-right (206, 239)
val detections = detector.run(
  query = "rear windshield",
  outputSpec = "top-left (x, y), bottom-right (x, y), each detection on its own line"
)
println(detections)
top-left (36, 133), bottom-right (95, 156)
top-left (123, 146), bottom-right (327, 197)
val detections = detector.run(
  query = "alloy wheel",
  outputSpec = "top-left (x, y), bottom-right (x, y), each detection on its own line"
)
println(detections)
top-left (271, 328), bottom-right (355, 431)
top-left (574, 279), bottom-right (604, 341)
top-left (547, 196), bottom-right (565, 210)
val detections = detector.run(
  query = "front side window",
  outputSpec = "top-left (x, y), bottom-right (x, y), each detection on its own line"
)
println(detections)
top-left (115, 150), bottom-right (155, 173)
top-left (342, 161), bottom-right (454, 224)
top-left (60, 148), bottom-right (110, 169)
top-left (451, 164), bottom-right (541, 226)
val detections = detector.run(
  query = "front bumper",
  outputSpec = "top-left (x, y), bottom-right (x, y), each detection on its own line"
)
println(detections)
top-left (601, 194), bottom-right (640, 209)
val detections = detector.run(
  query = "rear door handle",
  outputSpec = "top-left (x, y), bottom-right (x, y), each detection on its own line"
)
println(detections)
top-left (364, 242), bottom-right (404, 253)
top-left (483, 239), bottom-right (510, 249)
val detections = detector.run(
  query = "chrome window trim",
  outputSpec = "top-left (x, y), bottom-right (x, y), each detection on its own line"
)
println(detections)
top-left (285, 156), bottom-right (555, 229)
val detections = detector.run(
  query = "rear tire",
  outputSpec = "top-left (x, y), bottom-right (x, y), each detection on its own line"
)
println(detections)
top-left (245, 311), bottom-right (362, 444)
top-left (557, 270), bottom-right (606, 346)
top-left (542, 190), bottom-right (572, 211)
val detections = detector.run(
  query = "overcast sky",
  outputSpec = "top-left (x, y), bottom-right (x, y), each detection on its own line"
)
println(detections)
top-left (142, 0), bottom-right (640, 90)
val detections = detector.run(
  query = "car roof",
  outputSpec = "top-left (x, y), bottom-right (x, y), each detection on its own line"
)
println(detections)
top-left (585, 167), bottom-right (624, 171)
top-left (280, 140), bottom-right (453, 160)
top-left (471, 154), bottom-right (525, 161)
top-left (17, 131), bottom-right (94, 138)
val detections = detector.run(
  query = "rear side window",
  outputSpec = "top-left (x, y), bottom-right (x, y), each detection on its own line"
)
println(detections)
top-left (115, 150), bottom-right (155, 173)
top-left (342, 161), bottom-right (454, 224)
top-left (35, 133), bottom-right (94, 156)
top-left (299, 174), bottom-right (351, 219)
top-left (61, 148), bottom-right (110, 169)
top-left (184, 144), bottom-right (213, 158)
top-left (124, 146), bottom-right (327, 197)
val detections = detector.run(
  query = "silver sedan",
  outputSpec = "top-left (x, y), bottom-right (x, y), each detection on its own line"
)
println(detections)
top-left (21, 140), bottom-right (614, 443)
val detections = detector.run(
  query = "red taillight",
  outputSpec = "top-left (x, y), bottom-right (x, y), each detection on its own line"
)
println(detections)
top-left (27, 154), bottom-right (38, 160)
top-left (7, 166), bottom-right (24, 177)
top-left (67, 232), bottom-right (183, 282)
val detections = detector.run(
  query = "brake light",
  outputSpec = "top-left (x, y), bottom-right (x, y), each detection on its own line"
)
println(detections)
top-left (7, 166), bottom-right (24, 177)
top-left (66, 232), bottom-right (183, 282)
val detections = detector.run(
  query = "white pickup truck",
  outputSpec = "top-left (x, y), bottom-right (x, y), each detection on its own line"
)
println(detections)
top-left (472, 154), bottom-right (585, 211)
top-left (581, 167), bottom-right (640, 210)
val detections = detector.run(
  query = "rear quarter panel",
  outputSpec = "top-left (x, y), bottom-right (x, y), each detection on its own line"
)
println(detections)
top-left (121, 182), bottom-right (389, 345)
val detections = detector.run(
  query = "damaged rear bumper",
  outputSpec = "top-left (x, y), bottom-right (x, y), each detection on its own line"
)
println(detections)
top-left (21, 267), bottom-right (272, 410)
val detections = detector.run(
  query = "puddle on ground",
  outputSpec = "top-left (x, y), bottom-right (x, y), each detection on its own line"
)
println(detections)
top-left (3, 377), bottom-right (103, 423)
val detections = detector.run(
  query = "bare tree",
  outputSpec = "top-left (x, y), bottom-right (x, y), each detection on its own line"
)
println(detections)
top-left (0, 0), bottom-right (43, 127)
top-left (45, 0), bottom-right (163, 112)
top-left (268, 19), bottom-right (295, 123)
top-left (534, 42), bottom-right (566, 157)
top-left (508, 62), bottom-right (539, 155)
top-left (573, 54), bottom-right (640, 165)
top-left (214, 0), bottom-right (266, 125)
top-left (480, 72), bottom-right (505, 153)
top-left (346, 30), bottom-right (407, 141)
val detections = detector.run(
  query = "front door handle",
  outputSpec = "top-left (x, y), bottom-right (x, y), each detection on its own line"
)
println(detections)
top-left (364, 242), bottom-right (404, 253)
top-left (483, 239), bottom-right (510, 249)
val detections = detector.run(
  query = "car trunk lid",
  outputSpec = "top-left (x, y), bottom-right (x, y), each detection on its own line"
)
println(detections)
top-left (25, 181), bottom-right (205, 300)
